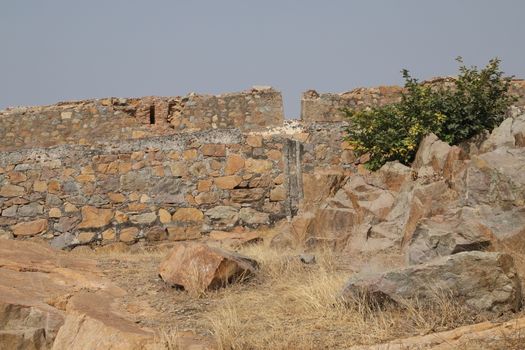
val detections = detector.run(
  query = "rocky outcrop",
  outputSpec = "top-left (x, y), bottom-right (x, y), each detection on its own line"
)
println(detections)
top-left (158, 242), bottom-right (258, 294)
top-left (342, 251), bottom-right (522, 315)
top-left (0, 240), bottom-right (155, 349)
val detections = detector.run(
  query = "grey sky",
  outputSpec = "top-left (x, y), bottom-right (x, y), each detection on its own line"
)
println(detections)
top-left (1, 0), bottom-right (524, 118)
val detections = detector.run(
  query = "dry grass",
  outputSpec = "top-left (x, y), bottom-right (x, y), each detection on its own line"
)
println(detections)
top-left (197, 244), bottom-right (477, 350)
top-left (83, 241), bottom-right (520, 349)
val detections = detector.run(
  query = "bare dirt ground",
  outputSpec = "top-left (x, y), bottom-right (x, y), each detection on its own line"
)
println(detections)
top-left (73, 241), bottom-right (525, 350)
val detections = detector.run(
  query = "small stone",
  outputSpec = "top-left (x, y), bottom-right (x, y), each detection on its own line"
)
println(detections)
top-left (101, 228), bottom-right (116, 241)
top-left (108, 192), bottom-right (126, 203)
top-left (270, 186), bottom-right (286, 201)
top-left (183, 149), bottom-right (198, 160)
top-left (299, 253), bottom-right (316, 265)
top-left (114, 211), bottom-right (129, 224)
top-left (64, 202), bottom-right (78, 213)
top-left (166, 226), bottom-right (201, 241)
top-left (139, 194), bottom-right (151, 203)
top-left (48, 208), bottom-right (62, 218)
top-left (225, 154), bottom-right (245, 175)
top-left (120, 227), bottom-right (139, 243)
top-left (77, 231), bottom-right (96, 244)
top-left (33, 181), bottom-right (48, 192)
top-left (78, 206), bottom-right (113, 229)
top-left (172, 208), bottom-right (204, 223)
top-left (0, 184), bottom-right (25, 197)
top-left (202, 144), bottom-right (226, 157)
top-left (245, 158), bottom-right (272, 173)
top-left (145, 227), bottom-right (168, 241)
top-left (11, 219), bottom-right (48, 236)
top-left (61, 111), bottom-right (72, 119)
top-left (158, 209), bottom-right (171, 224)
top-left (239, 208), bottom-right (270, 225)
top-left (130, 212), bottom-right (157, 225)
top-left (2, 206), bottom-right (18, 217)
top-left (197, 179), bottom-right (212, 192)
top-left (214, 175), bottom-right (242, 190)
top-left (246, 135), bottom-right (263, 147)
top-left (7, 171), bottom-right (27, 184)
top-left (18, 203), bottom-right (44, 217)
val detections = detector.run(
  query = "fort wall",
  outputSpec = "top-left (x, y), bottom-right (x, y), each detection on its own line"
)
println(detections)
top-left (1, 79), bottom-right (523, 247)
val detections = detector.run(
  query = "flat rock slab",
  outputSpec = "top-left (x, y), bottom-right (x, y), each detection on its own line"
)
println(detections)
top-left (0, 240), bottom-right (155, 350)
top-left (342, 251), bottom-right (522, 315)
top-left (159, 241), bottom-right (258, 294)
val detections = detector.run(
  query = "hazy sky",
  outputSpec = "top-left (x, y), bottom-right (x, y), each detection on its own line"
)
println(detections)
top-left (1, 1), bottom-right (524, 118)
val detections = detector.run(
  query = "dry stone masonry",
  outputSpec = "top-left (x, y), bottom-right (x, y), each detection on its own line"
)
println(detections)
top-left (1, 80), bottom-right (525, 249)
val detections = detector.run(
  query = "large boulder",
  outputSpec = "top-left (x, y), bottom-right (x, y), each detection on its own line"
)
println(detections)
top-left (407, 214), bottom-right (493, 265)
top-left (342, 251), bottom-right (522, 315)
top-left (158, 242), bottom-right (258, 294)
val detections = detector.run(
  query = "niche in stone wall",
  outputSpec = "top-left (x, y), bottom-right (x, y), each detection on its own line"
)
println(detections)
top-left (149, 105), bottom-right (156, 124)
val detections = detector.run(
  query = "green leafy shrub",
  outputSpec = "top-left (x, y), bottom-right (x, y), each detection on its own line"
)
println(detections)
top-left (344, 58), bottom-right (517, 170)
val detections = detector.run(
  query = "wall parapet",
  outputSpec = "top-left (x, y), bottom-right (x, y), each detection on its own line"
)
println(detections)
top-left (0, 86), bottom-right (284, 152)
top-left (301, 78), bottom-right (525, 123)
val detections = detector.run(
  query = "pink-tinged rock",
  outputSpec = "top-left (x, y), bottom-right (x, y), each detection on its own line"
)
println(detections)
top-left (159, 242), bottom-right (258, 293)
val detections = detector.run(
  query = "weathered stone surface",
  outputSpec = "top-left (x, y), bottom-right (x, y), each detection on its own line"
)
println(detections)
top-left (245, 158), bottom-right (272, 173)
top-left (166, 226), bottom-right (201, 241)
top-left (11, 219), bottom-right (48, 237)
top-left (202, 144), bottom-right (226, 157)
top-left (225, 154), bottom-right (245, 175)
top-left (239, 208), bottom-right (270, 225)
top-left (172, 208), bottom-right (204, 223)
top-left (158, 208), bottom-right (171, 224)
top-left (130, 212), bottom-right (157, 225)
top-left (412, 133), bottom-right (453, 176)
top-left (230, 188), bottom-right (266, 203)
top-left (159, 242), bottom-right (258, 293)
top-left (78, 206), bottom-right (113, 229)
top-left (205, 206), bottom-right (239, 228)
top-left (269, 185), bottom-right (286, 201)
top-left (0, 240), bottom-right (154, 349)
top-left (120, 227), bottom-right (140, 243)
top-left (18, 202), bottom-right (44, 217)
top-left (214, 175), bottom-right (242, 190)
top-left (0, 184), bottom-right (25, 197)
top-left (408, 215), bottom-right (493, 265)
top-left (342, 251), bottom-right (522, 314)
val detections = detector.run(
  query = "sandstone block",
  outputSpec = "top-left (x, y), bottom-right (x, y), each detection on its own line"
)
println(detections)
top-left (48, 208), bottom-right (62, 218)
top-left (202, 144), bottom-right (226, 157)
top-left (0, 184), bottom-right (25, 197)
top-left (120, 227), bottom-right (139, 243)
top-left (197, 179), bottom-right (213, 192)
top-left (246, 135), bottom-right (263, 147)
top-left (245, 158), bottom-right (272, 173)
top-left (239, 208), bottom-right (270, 225)
top-left (230, 188), bottom-right (266, 203)
top-left (33, 181), bottom-right (48, 192)
top-left (130, 212), bottom-right (157, 225)
top-left (166, 226), bottom-right (201, 241)
top-left (225, 154), bottom-right (245, 175)
top-left (11, 219), bottom-right (48, 236)
top-left (172, 208), bottom-right (204, 223)
top-left (158, 209), bottom-right (171, 224)
top-left (215, 175), bottom-right (242, 190)
top-left (77, 231), bottom-right (96, 244)
top-left (78, 206), bottom-right (113, 229)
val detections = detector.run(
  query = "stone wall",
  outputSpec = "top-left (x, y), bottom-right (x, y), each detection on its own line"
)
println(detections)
top-left (301, 79), bottom-right (525, 122)
top-left (1, 78), bottom-right (523, 248)
top-left (0, 86), bottom-right (283, 152)
top-left (0, 130), bottom-right (291, 247)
